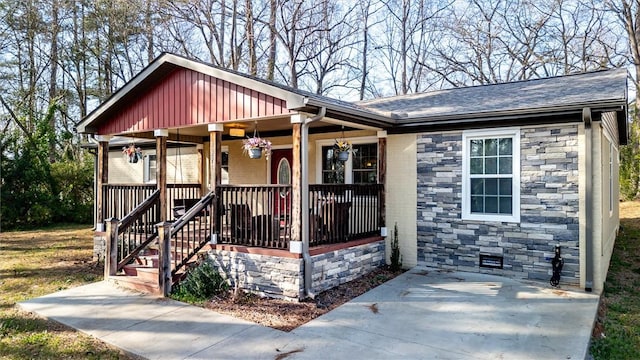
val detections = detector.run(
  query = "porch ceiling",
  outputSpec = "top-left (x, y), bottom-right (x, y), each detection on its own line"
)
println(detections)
top-left (166, 117), bottom-right (336, 138)
top-left (116, 115), bottom-right (369, 141)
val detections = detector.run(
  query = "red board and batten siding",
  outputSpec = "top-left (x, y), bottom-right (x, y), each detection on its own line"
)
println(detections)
top-left (97, 68), bottom-right (291, 135)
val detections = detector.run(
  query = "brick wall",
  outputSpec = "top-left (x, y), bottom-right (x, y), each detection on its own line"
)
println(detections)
top-left (417, 125), bottom-right (580, 284)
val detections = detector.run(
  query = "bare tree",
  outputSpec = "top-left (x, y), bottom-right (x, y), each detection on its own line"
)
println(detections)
top-left (356, 0), bottom-right (385, 100)
top-left (301, 0), bottom-right (359, 95)
top-left (379, 0), bottom-right (452, 95)
top-left (273, 0), bottom-right (317, 88)
top-left (610, 0), bottom-right (640, 108)
top-left (245, 0), bottom-right (258, 75)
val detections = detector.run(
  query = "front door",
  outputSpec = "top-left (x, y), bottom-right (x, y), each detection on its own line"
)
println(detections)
top-left (270, 149), bottom-right (293, 218)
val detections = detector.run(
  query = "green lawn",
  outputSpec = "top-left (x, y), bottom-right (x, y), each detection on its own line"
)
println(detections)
top-left (590, 201), bottom-right (640, 359)
top-left (0, 225), bottom-right (137, 359)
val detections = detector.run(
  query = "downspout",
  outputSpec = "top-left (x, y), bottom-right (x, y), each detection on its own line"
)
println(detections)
top-left (301, 106), bottom-right (326, 299)
top-left (583, 107), bottom-right (593, 292)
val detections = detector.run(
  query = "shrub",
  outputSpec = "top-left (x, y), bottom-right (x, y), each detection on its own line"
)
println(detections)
top-left (390, 222), bottom-right (402, 271)
top-left (171, 261), bottom-right (229, 303)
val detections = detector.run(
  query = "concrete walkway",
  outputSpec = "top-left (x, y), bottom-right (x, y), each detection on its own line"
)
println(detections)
top-left (18, 267), bottom-right (600, 360)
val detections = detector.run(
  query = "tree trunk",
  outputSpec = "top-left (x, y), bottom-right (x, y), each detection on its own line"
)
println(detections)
top-left (267, 0), bottom-right (277, 80)
top-left (246, 0), bottom-right (257, 76)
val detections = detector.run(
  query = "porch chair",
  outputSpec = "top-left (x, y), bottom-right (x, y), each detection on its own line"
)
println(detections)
top-left (228, 204), bottom-right (253, 241)
top-left (173, 198), bottom-right (210, 219)
top-left (317, 201), bottom-right (352, 243)
top-left (228, 203), bottom-right (279, 245)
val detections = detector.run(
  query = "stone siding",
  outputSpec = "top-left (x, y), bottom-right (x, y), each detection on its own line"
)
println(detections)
top-left (417, 125), bottom-right (580, 285)
top-left (206, 239), bottom-right (385, 299)
top-left (311, 240), bottom-right (386, 293)
top-left (207, 250), bottom-right (304, 299)
top-left (93, 233), bottom-right (106, 262)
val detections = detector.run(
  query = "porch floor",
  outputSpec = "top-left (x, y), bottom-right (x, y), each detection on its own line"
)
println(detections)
top-left (18, 267), bottom-right (599, 360)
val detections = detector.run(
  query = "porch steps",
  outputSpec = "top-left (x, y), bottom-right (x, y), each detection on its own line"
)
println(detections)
top-left (114, 247), bottom-right (204, 295)
top-left (109, 274), bottom-right (160, 295)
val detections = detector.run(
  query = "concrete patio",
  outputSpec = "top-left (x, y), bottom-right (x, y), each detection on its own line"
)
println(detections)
top-left (18, 267), bottom-right (600, 359)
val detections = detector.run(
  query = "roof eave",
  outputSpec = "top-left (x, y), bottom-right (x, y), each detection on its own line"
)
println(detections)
top-left (398, 101), bottom-right (626, 124)
top-left (302, 98), bottom-right (395, 129)
top-left (389, 101), bottom-right (627, 133)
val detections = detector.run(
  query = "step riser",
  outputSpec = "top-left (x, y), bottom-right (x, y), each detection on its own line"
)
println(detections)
top-left (109, 277), bottom-right (160, 295)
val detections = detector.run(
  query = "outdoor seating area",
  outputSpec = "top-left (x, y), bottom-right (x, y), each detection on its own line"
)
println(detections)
top-left (101, 183), bottom-right (384, 252)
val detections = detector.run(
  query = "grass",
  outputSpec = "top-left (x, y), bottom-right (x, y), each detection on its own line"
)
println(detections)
top-left (590, 201), bottom-right (640, 359)
top-left (0, 224), bottom-right (136, 359)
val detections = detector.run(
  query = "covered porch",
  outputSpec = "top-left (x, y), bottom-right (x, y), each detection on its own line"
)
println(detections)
top-left (80, 54), bottom-right (391, 299)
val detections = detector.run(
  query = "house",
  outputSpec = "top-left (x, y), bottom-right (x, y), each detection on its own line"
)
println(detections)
top-left (77, 53), bottom-right (628, 298)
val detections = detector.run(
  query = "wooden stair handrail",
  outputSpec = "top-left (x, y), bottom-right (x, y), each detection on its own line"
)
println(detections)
top-left (116, 190), bottom-right (160, 271)
top-left (116, 233), bottom-right (158, 272)
top-left (118, 190), bottom-right (160, 230)
top-left (171, 191), bottom-right (215, 235)
top-left (169, 191), bottom-right (216, 278)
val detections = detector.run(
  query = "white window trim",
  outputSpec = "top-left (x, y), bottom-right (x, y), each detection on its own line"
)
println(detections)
top-left (221, 145), bottom-right (229, 185)
top-left (462, 128), bottom-right (520, 223)
top-left (143, 153), bottom-right (157, 184)
top-left (315, 136), bottom-right (378, 184)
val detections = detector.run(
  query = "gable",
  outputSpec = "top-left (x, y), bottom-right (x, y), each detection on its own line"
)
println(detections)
top-left (96, 67), bottom-right (291, 135)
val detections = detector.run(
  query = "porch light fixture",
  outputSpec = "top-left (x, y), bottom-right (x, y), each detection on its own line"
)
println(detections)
top-left (229, 128), bottom-right (245, 137)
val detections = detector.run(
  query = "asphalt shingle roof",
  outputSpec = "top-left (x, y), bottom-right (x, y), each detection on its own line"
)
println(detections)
top-left (356, 68), bottom-right (628, 121)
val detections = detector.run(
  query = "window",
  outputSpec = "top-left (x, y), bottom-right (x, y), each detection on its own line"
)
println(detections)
top-left (318, 137), bottom-right (378, 184)
top-left (321, 145), bottom-right (345, 184)
top-left (462, 129), bottom-right (520, 222)
top-left (352, 143), bottom-right (378, 184)
top-left (221, 150), bottom-right (229, 185)
top-left (144, 154), bottom-right (157, 183)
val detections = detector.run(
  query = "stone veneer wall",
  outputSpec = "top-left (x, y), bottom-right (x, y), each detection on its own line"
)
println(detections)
top-left (417, 125), bottom-right (580, 284)
top-left (311, 240), bottom-right (385, 294)
top-left (207, 249), bottom-right (304, 299)
top-left (93, 233), bottom-right (106, 262)
top-left (206, 239), bottom-right (386, 299)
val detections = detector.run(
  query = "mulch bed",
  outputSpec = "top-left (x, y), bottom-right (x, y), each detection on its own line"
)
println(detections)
top-left (204, 267), bottom-right (404, 332)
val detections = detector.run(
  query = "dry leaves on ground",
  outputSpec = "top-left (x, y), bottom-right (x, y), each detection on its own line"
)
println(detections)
top-left (204, 267), bottom-right (403, 332)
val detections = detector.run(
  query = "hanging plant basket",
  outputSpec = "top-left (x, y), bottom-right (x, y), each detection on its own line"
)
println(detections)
top-left (122, 144), bottom-right (143, 164)
top-left (242, 135), bottom-right (272, 160)
top-left (333, 133), bottom-right (354, 162)
top-left (248, 147), bottom-right (263, 159)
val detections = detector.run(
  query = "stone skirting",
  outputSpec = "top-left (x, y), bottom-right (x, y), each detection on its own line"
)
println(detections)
top-left (310, 239), bottom-right (385, 293)
top-left (93, 232), bottom-right (106, 262)
top-left (206, 238), bottom-right (386, 299)
top-left (416, 125), bottom-right (580, 285)
top-left (207, 249), bottom-right (304, 299)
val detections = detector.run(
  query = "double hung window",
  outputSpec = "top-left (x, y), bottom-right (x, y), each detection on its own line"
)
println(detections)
top-left (462, 129), bottom-right (520, 222)
top-left (319, 139), bottom-right (378, 184)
